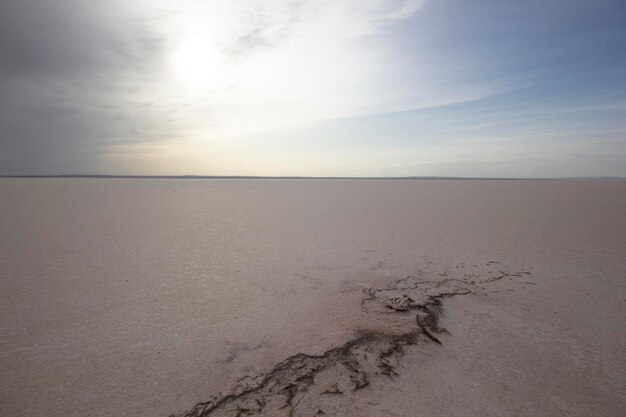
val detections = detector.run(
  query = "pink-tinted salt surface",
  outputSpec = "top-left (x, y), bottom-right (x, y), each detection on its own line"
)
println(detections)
top-left (0, 179), bottom-right (624, 416)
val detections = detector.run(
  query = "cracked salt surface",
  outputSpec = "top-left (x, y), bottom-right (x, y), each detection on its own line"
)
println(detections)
top-left (1, 179), bottom-right (624, 417)
top-left (174, 264), bottom-right (535, 417)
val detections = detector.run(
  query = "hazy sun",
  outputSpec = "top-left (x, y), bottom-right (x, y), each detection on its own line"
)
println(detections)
top-left (170, 24), bottom-right (225, 91)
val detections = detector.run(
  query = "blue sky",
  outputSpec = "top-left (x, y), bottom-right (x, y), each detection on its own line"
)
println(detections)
top-left (1, 0), bottom-right (625, 176)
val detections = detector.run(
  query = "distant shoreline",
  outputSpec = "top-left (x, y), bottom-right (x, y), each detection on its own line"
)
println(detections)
top-left (2, 175), bottom-right (624, 181)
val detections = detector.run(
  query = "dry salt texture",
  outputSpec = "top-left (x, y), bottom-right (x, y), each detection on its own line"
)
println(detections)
top-left (0, 178), bottom-right (625, 417)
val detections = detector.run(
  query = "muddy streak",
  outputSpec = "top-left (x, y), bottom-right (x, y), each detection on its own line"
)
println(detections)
top-left (172, 264), bottom-right (531, 417)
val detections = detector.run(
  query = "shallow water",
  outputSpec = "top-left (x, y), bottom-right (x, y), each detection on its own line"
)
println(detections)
top-left (1, 179), bottom-right (624, 416)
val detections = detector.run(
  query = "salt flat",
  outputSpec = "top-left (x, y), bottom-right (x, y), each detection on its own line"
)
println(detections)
top-left (0, 179), bottom-right (624, 416)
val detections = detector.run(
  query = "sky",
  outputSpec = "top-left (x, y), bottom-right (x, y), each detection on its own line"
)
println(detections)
top-left (0, 0), bottom-right (625, 177)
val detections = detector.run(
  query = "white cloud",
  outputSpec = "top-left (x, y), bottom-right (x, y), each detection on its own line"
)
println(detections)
top-left (120, 0), bottom-right (428, 139)
top-left (386, 0), bottom-right (425, 20)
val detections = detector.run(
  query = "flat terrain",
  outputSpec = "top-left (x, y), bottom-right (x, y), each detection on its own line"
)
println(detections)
top-left (1, 179), bottom-right (624, 416)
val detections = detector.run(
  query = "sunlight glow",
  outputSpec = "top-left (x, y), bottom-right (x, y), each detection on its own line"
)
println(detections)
top-left (150, 0), bottom-right (430, 163)
top-left (170, 23), bottom-right (225, 91)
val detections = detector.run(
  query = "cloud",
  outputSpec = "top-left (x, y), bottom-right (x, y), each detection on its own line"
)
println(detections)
top-left (0, 0), bottom-right (427, 175)
top-left (1, 0), bottom-right (623, 176)
top-left (0, 0), bottom-right (161, 80)
top-left (0, 0), bottom-right (169, 173)
top-left (386, 0), bottom-right (424, 20)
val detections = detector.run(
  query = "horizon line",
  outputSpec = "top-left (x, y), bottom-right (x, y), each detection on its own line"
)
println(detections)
top-left (1, 174), bottom-right (625, 181)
